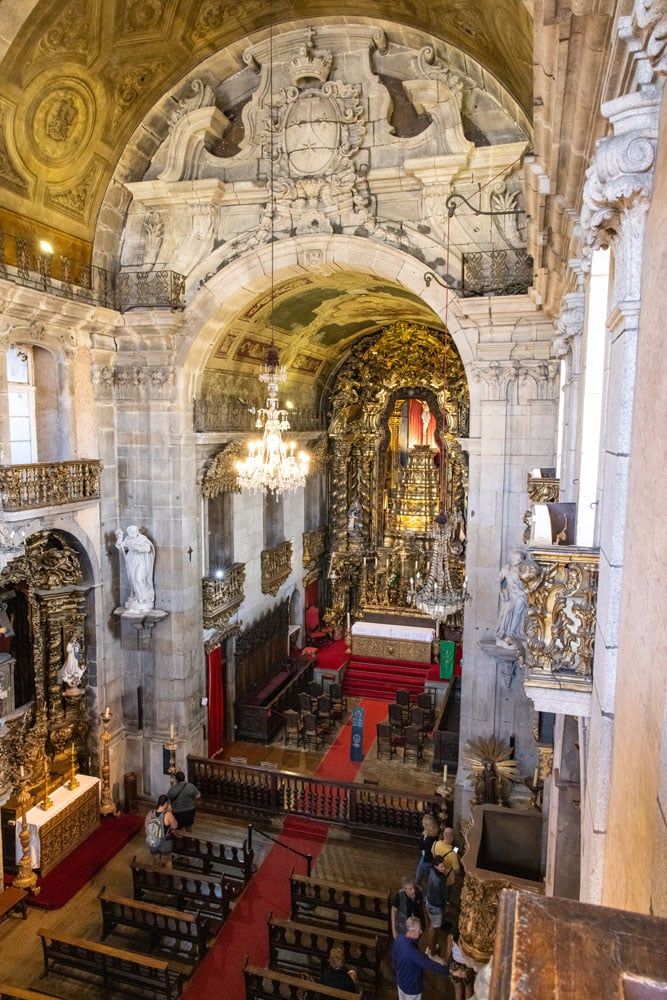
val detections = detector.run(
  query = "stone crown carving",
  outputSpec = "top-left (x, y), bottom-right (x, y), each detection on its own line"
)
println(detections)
top-left (289, 36), bottom-right (333, 86)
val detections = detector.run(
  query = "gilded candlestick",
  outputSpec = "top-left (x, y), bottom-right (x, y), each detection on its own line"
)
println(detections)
top-left (99, 707), bottom-right (115, 816)
top-left (42, 758), bottom-right (53, 810)
top-left (69, 742), bottom-right (80, 791)
top-left (14, 774), bottom-right (40, 894)
top-left (165, 724), bottom-right (177, 779)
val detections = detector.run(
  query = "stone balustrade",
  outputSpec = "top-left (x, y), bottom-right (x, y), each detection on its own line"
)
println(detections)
top-left (302, 528), bottom-right (325, 568)
top-left (527, 474), bottom-right (560, 504)
top-left (520, 547), bottom-right (599, 698)
top-left (0, 460), bottom-right (103, 511)
top-left (202, 563), bottom-right (246, 629)
top-left (261, 541), bottom-right (293, 596)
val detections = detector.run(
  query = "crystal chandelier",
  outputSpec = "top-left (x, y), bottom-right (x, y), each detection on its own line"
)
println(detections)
top-left (236, 345), bottom-right (309, 495)
top-left (235, 22), bottom-right (310, 496)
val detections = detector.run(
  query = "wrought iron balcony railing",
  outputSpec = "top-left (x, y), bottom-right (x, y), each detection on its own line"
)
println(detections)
top-left (520, 547), bottom-right (599, 692)
top-left (0, 460), bottom-right (103, 511)
top-left (261, 541), bottom-right (293, 596)
top-left (0, 230), bottom-right (185, 312)
top-left (202, 563), bottom-right (246, 629)
top-left (462, 249), bottom-right (533, 297)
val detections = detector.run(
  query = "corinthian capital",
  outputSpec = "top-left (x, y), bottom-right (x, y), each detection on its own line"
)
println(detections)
top-left (553, 290), bottom-right (586, 358)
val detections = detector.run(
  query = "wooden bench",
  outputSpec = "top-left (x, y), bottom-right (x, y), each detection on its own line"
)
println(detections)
top-left (172, 833), bottom-right (253, 885)
top-left (0, 888), bottom-right (28, 925)
top-left (267, 917), bottom-right (384, 997)
top-left (244, 964), bottom-right (360, 1000)
top-left (290, 874), bottom-right (390, 939)
top-left (98, 888), bottom-right (211, 965)
top-left (130, 857), bottom-right (233, 926)
top-left (0, 986), bottom-right (61, 999)
top-left (37, 928), bottom-right (186, 1000)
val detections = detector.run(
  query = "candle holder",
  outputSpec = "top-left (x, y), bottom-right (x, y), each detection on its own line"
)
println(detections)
top-left (14, 773), bottom-right (40, 894)
top-left (99, 708), bottom-right (116, 816)
top-left (69, 742), bottom-right (80, 791)
top-left (41, 758), bottom-right (53, 810)
top-left (164, 736), bottom-right (177, 779)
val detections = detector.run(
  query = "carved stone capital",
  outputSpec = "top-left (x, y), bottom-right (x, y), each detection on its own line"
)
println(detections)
top-left (618, 1), bottom-right (667, 80)
top-left (470, 361), bottom-right (519, 401)
top-left (91, 363), bottom-right (176, 401)
top-left (553, 290), bottom-right (585, 359)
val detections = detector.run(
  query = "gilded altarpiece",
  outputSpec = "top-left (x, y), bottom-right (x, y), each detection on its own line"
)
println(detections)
top-left (0, 531), bottom-right (94, 873)
top-left (325, 323), bottom-right (469, 626)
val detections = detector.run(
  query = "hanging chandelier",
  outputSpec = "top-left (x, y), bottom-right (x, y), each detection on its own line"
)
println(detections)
top-left (236, 22), bottom-right (310, 496)
top-left (236, 345), bottom-right (309, 495)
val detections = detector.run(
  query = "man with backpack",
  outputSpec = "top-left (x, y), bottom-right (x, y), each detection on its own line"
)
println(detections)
top-left (144, 794), bottom-right (178, 868)
top-left (166, 770), bottom-right (201, 831)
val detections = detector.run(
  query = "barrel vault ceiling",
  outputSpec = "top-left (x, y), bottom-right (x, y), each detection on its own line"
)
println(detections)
top-left (0, 0), bottom-right (532, 250)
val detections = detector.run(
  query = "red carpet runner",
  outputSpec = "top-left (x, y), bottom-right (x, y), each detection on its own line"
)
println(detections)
top-left (185, 698), bottom-right (388, 999)
top-left (6, 813), bottom-right (144, 909)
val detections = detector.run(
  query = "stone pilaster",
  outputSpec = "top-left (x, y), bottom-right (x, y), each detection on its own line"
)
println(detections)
top-left (553, 276), bottom-right (585, 503)
top-left (577, 51), bottom-right (663, 902)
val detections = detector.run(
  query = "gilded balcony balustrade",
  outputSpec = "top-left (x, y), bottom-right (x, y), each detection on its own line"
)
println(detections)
top-left (527, 474), bottom-right (560, 504)
top-left (520, 547), bottom-right (599, 697)
top-left (261, 541), bottom-right (293, 596)
top-left (302, 528), bottom-right (325, 568)
top-left (202, 563), bottom-right (246, 629)
top-left (0, 460), bottom-right (102, 511)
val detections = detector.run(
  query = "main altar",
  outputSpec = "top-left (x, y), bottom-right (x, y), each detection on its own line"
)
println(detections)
top-left (350, 620), bottom-right (435, 663)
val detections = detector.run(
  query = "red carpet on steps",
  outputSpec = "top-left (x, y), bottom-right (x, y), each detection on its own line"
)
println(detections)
top-left (6, 813), bottom-right (144, 909)
top-left (344, 654), bottom-right (431, 701)
top-left (186, 698), bottom-right (385, 1000)
top-left (314, 638), bottom-right (349, 670)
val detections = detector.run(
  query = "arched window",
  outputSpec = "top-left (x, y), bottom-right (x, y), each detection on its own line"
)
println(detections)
top-left (6, 345), bottom-right (37, 464)
top-left (5, 343), bottom-right (69, 464)
top-left (576, 248), bottom-right (611, 546)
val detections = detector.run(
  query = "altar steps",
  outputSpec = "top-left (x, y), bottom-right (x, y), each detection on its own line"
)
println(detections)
top-left (343, 654), bottom-right (430, 702)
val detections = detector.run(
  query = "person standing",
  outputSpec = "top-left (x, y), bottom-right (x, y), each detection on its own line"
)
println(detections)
top-left (144, 794), bottom-right (178, 869)
top-left (415, 814), bottom-right (440, 888)
top-left (391, 878), bottom-right (425, 939)
top-left (167, 770), bottom-right (201, 831)
top-left (392, 916), bottom-right (453, 1000)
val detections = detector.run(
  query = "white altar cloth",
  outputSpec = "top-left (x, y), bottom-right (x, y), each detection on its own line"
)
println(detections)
top-left (15, 773), bottom-right (100, 867)
top-left (351, 621), bottom-right (435, 642)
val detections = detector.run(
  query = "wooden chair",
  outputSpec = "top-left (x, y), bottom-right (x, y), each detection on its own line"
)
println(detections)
top-left (301, 712), bottom-right (322, 750)
top-left (297, 691), bottom-right (312, 719)
top-left (316, 695), bottom-right (333, 732)
top-left (388, 702), bottom-right (404, 733)
top-left (308, 680), bottom-right (323, 711)
top-left (396, 689), bottom-right (411, 723)
top-left (305, 606), bottom-right (333, 647)
top-left (329, 682), bottom-right (347, 717)
top-left (417, 691), bottom-right (435, 728)
top-left (403, 724), bottom-right (423, 765)
top-left (284, 709), bottom-right (301, 747)
top-left (411, 706), bottom-right (428, 733)
top-left (376, 722), bottom-right (396, 761)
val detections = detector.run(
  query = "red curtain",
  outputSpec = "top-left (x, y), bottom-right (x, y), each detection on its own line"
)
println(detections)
top-left (305, 579), bottom-right (319, 609)
top-left (207, 645), bottom-right (224, 757)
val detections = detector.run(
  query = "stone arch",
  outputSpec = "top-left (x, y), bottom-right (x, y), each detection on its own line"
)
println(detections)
top-left (176, 234), bottom-right (479, 403)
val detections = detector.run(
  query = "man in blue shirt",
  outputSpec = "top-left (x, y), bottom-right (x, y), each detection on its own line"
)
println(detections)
top-left (392, 915), bottom-right (455, 1000)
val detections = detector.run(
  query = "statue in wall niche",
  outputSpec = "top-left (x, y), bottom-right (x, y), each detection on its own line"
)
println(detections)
top-left (347, 496), bottom-right (363, 537)
top-left (115, 526), bottom-right (156, 613)
top-left (496, 550), bottom-right (528, 649)
top-left (60, 637), bottom-right (85, 692)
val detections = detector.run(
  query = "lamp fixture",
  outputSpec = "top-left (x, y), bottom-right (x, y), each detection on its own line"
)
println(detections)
top-left (236, 23), bottom-right (310, 496)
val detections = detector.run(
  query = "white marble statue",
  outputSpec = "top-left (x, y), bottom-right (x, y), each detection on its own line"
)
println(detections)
top-left (115, 525), bottom-right (156, 612)
top-left (496, 550), bottom-right (528, 649)
top-left (60, 638), bottom-right (85, 690)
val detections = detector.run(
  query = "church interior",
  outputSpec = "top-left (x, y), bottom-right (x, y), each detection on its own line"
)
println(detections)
top-left (0, 1), bottom-right (665, 997)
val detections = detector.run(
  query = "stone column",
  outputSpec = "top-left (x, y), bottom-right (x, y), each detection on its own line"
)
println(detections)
top-left (577, 70), bottom-right (662, 901)
top-left (457, 355), bottom-right (560, 817)
top-left (553, 281), bottom-right (585, 502)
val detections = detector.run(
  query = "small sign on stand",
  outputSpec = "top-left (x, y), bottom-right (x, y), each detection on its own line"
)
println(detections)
top-left (350, 706), bottom-right (365, 762)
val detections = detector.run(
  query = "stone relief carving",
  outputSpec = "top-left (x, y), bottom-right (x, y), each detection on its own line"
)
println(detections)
top-left (471, 360), bottom-right (559, 402)
top-left (620, 1), bottom-right (667, 77)
top-left (105, 58), bottom-right (167, 130)
top-left (45, 159), bottom-right (102, 220)
top-left (91, 363), bottom-right (176, 400)
top-left (0, 106), bottom-right (28, 193)
top-left (169, 79), bottom-right (217, 131)
top-left (117, 0), bottom-right (169, 37)
top-left (25, 0), bottom-right (97, 70)
top-left (553, 290), bottom-right (585, 359)
top-left (143, 209), bottom-right (165, 263)
top-left (29, 81), bottom-right (94, 166)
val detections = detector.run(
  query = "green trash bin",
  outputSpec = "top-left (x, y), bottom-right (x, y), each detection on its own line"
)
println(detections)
top-left (439, 640), bottom-right (456, 680)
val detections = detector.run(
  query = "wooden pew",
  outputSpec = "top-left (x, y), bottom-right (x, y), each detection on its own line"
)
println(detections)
top-left (244, 964), bottom-right (359, 1000)
top-left (37, 928), bottom-right (185, 1000)
top-left (98, 888), bottom-right (211, 965)
top-left (290, 874), bottom-right (390, 939)
top-left (172, 833), bottom-right (254, 885)
top-left (130, 857), bottom-right (233, 926)
top-left (0, 987), bottom-right (62, 999)
top-left (267, 917), bottom-right (384, 997)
